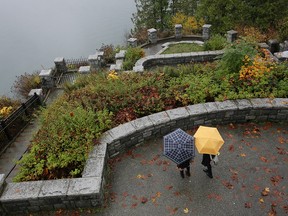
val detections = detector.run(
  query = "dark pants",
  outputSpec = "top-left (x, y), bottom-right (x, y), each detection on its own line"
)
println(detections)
top-left (180, 166), bottom-right (190, 177)
top-left (206, 163), bottom-right (212, 177)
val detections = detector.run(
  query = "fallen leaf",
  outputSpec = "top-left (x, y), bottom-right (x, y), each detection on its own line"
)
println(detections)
top-left (228, 144), bottom-right (235, 152)
top-left (131, 202), bottom-right (138, 208)
top-left (229, 123), bottom-right (236, 129)
top-left (165, 185), bottom-right (173, 190)
top-left (268, 203), bottom-right (277, 216)
top-left (278, 137), bottom-right (286, 144)
top-left (283, 205), bottom-right (288, 213)
top-left (240, 153), bottom-right (246, 157)
top-left (260, 156), bottom-right (268, 162)
top-left (245, 202), bottom-right (252, 208)
top-left (141, 197), bottom-right (148, 204)
top-left (259, 198), bottom-right (264, 203)
top-left (276, 147), bottom-right (286, 155)
top-left (183, 208), bottom-right (189, 214)
top-left (140, 159), bottom-right (147, 165)
top-left (222, 181), bottom-right (234, 189)
top-left (254, 185), bottom-right (261, 191)
top-left (261, 187), bottom-right (270, 196)
top-left (270, 175), bottom-right (283, 186)
top-left (122, 191), bottom-right (129, 197)
top-left (173, 191), bottom-right (181, 196)
top-left (156, 192), bottom-right (161, 197)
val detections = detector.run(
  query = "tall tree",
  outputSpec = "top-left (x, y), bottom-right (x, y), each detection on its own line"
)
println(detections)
top-left (196, 0), bottom-right (288, 33)
top-left (132, 0), bottom-right (170, 31)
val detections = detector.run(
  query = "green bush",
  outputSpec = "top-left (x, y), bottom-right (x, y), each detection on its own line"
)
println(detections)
top-left (204, 34), bottom-right (227, 51)
top-left (216, 39), bottom-right (258, 77)
top-left (122, 47), bottom-right (145, 70)
top-left (14, 99), bottom-right (113, 182)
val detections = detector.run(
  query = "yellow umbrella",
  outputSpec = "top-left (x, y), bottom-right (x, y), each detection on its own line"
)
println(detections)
top-left (194, 126), bottom-right (224, 155)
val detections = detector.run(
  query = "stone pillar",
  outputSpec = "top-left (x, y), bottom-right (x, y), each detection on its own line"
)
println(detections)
top-left (202, 24), bottom-right (212, 41)
top-left (78, 66), bottom-right (91, 74)
top-left (147, 28), bottom-right (157, 44)
top-left (88, 51), bottom-right (104, 71)
top-left (227, 30), bottom-right (238, 43)
top-left (175, 24), bottom-right (183, 39)
top-left (39, 69), bottom-right (55, 89)
top-left (28, 89), bottom-right (44, 102)
top-left (268, 39), bottom-right (280, 54)
top-left (279, 40), bottom-right (288, 52)
top-left (127, 38), bottom-right (137, 47)
top-left (54, 57), bottom-right (67, 74)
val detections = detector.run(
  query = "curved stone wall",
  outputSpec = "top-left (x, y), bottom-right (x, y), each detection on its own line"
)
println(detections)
top-left (0, 98), bottom-right (287, 214)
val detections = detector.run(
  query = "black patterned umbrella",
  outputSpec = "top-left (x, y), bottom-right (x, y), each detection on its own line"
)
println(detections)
top-left (163, 128), bottom-right (195, 165)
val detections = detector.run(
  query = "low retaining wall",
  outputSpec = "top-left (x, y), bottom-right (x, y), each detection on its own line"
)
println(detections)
top-left (0, 98), bottom-right (287, 214)
top-left (133, 50), bottom-right (224, 72)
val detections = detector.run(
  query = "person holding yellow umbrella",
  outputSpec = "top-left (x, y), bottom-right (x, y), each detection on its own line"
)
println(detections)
top-left (194, 126), bottom-right (224, 179)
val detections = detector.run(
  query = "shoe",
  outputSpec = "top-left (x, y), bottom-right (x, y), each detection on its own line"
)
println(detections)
top-left (186, 170), bottom-right (191, 177)
top-left (180, 171), bottom-right (184, 178)
top-left (206, 173), bottom-right (213, 178)
top-left (203, 169), bottom-right (208, 173)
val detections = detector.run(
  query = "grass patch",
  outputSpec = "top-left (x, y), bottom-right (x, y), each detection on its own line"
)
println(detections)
top-left (161, 43), bottom-right (204, 54)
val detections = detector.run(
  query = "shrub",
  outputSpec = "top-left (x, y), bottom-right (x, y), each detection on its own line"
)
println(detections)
top-left (122, 47), bottom-right (145, 70)
top-left (11, 71), bottom-right (41, 99)
top-left (99, 44), bottom-right (116, 64)
top-left (171, 12), bottom-right (204, 35)
top-left (0, 96), bottom-right (21, 119)
top-left (216, 39), bottom-right (258, 77)
top-left (204, 34), bottom-right (227, 51)
top-left (14, 99), bottom-right (113, 182)
top-left (278, 17), bottom-right (288, 41)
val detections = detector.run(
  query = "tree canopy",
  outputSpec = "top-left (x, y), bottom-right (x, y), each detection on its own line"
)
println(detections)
top-left (132, 0), bottom-right (288, 40)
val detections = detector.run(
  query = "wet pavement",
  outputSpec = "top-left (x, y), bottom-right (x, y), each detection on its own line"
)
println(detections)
top-left (31, 121), bottom-right (288, 216)
top-left (98, 122), bottom-right (288, 216)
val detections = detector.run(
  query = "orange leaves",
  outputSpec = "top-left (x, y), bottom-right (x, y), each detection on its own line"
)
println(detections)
top-left (207, 193), bottom-right (222, 201)
top-left (260, 156), bottom-right (268, 163)
top-left (165, 185), bottom-right (173, 190)
top-left (245, 202), bottom-right (252, 208)
top-left (270, 175), bottom-right (283, 186)
top-left (276, 147), bottom-right (287, 155)
top-left (278, 137), bottom-right (286, 144)
top-left (228, 144), bottom-right (235, 152)
top-left (166, 206), bottom-right (179, 215)
top-left (261, 187), bottom-right (270, 196)
top-left (222, 180), bottom-right (234, 189)
top-left (141, 197), bottom-right (148, 204)
top-left (239, 48), bottom-right (276, 81)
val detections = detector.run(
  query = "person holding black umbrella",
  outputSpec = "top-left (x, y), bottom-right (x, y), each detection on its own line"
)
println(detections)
top-left (177, 158), bottom-right (194, 178)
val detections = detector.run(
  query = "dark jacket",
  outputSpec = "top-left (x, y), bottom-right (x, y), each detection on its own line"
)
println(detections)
top-left (177, 159), bottom-right (191, 169)
top-left (201, 154), bottom-right (214, 166)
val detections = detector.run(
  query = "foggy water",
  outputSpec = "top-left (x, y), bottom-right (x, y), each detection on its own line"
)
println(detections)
top-left (0, 0), bottom-right (135, 97)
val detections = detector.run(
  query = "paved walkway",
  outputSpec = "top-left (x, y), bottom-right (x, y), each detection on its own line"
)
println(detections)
top-left (30, 121), bottom-right (287, 216)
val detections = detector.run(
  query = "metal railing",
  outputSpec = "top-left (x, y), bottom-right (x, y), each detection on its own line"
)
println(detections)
top-left (0, 93), bottom-right (42, 155)
top-left (66, 57), bottom-right (89, 72)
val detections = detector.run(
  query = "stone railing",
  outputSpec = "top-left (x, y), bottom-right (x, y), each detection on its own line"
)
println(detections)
top-left (133, 50), bottom-right (224, 72)
top-left (0, 98), bottom-right (287, 214)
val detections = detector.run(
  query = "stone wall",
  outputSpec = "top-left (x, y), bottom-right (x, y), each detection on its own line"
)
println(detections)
top-left (133, 50), bottom-right (224, 72)
top-left (0, 98), bottom-right (287, 214)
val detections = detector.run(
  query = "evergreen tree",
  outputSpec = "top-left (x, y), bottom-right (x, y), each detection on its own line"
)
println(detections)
top-left (132, 0), bottom-right (170, 31)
